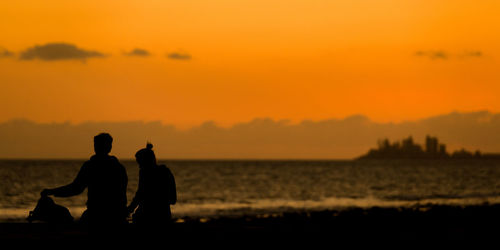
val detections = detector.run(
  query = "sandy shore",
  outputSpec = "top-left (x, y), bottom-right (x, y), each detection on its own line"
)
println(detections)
top-left (1, 204), bottom-right (499, 246)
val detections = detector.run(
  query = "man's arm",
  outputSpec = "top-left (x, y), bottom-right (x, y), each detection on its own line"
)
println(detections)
top-left (42, 163), bottom-right (89, 197)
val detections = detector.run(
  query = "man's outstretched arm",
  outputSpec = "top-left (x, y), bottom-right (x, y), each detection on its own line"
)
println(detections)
top-left (42, 163), bottom-right (89, 197)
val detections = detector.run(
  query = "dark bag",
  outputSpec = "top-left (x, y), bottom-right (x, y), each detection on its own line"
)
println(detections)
top-left (160, 166), bottom-right (177, 205)
top-left (27, 196), bottom-right (74, 223)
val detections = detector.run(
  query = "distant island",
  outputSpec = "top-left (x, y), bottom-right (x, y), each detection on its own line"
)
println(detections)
top-left (358, 135), bottom-right (500, 160)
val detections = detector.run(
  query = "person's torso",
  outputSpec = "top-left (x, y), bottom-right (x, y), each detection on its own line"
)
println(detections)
top-left (138, 166), bottom-right (172, 209)
top-left (84, 155), bottom-right (127, 211)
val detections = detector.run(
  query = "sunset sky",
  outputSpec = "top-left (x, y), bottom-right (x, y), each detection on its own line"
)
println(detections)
top-left (1, 0), bottom-right (499, 128)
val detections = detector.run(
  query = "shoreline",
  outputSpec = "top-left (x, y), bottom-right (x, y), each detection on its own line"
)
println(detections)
top-left (3, 197), bottom-right (500, 223)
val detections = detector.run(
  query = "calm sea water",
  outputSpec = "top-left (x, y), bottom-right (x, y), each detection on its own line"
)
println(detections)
top-left (1, 159), bottom-right (500, 221)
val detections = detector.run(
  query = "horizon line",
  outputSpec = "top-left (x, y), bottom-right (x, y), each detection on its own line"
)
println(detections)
top-left (0, 157), bottom-right (355, 161)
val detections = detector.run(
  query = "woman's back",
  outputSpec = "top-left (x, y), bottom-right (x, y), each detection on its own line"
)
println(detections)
top-left (130, 164), bottom-right (176, 224)
top-left (129, 143), bottom-right (177, 225)
top-left (138, 165), bottom-right (176, 208)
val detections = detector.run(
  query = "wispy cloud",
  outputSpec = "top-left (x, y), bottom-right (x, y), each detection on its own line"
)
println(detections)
top-left (124, 48), bottom-right (151, 57)
top-left (20, 43), bottom-right (105, 61)
top-left (167, 52), bottom-right (192, 60)
top-left (0, 48), bottom-right (14, 57)
top-left (415, 49), bottom-right (484, 60)
top-left (459, 50), bottom-right (483, 58)
top-left (415, 50), bottom-right (449, 60)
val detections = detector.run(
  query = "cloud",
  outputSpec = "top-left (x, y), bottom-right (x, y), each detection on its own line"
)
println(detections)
top-left (20, 43), bottom-right (105, 61)
top-left (415, 50), bottom-right (484, 60)
top-left (167, 52), bottom-right (191, 60)
top-left (460, 50), bottom-right (483, 58)
top-left (415, 50), bottom-right (449, 60)
top-left (0, 48), bottom-right (14, 57)
top-left (124, 48), bottom-right (150, 57)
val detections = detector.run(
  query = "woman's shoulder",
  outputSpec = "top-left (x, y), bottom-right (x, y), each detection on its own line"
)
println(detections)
top-left (156, 164), bottom-right (173, 175)
top-left (157, 164), bottom-right (170, 171)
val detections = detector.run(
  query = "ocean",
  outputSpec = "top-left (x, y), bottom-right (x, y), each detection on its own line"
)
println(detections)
top-left (1, 159), bottom-right (500, 222)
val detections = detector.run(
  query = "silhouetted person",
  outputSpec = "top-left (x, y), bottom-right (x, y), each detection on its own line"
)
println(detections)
top-left (41, 133), bottom-right (128, 227)
top-left (128, 143), bottom-right (176, 227)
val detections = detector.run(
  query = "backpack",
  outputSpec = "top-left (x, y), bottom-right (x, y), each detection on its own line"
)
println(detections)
top-left (27, 196), bottom-right (74, 223)
top-left (158, 165), bottom-right (177, 205)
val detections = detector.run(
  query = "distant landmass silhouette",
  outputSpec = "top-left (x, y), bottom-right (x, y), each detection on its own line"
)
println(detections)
top-left (358, 135), bottom-right (500, 160)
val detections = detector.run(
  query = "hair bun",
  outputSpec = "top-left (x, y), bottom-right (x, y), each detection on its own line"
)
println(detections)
top-left (146, 143), bottom-right (153, 150)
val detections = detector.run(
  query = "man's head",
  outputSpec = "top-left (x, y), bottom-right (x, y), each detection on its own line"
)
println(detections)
top-left (94, 133), bottom-right (113, 155)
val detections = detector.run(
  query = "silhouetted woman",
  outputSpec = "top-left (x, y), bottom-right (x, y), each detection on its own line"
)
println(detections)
top-left (128, 143), bottom-right (177, 226)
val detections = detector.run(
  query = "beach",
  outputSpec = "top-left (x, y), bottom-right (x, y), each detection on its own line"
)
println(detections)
top-left (2, 203), bottom-right (500, 247)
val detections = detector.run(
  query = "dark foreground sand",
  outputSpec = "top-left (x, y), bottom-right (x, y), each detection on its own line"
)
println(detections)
top-left (2, 204), bottom-right (499, 247)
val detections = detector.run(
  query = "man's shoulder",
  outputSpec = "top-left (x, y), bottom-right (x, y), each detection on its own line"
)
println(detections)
top-left (89, 154), bottom-right (120, 161)
top-left (87, 155), bottom-right (123, 167)
top-left (107, 155), bottom-right (120, 162)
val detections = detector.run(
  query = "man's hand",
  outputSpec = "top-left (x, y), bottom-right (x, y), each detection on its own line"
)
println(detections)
top-left (127, 205), bottom-right (136, 215)
top-left (127, 206), bottom-right (135, 214)
top-left (40, 189), bottom-right (52, 197)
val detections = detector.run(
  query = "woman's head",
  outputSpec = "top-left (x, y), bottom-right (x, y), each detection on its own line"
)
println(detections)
top-left (135, 143), bottom-right (157, 167)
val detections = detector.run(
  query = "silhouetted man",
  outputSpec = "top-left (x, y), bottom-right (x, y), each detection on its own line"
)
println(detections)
top-left (41, 133), bottom-right (128, 226)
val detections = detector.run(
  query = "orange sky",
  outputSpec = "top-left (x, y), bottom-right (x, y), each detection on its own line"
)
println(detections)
top-left (1, 0), bottom-right (499, 128)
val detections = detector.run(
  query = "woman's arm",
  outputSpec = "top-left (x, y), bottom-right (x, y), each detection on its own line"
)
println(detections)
top-left (127, 169), bottom-right (145, 213)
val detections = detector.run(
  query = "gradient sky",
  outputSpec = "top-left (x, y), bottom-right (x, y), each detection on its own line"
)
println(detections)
top-left (1, 0), bottom-right (499, 128)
